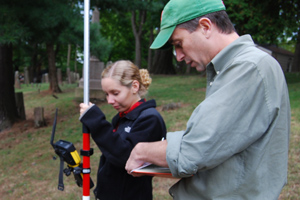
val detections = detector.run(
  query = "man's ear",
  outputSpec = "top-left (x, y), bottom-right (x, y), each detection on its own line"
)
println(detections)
top-left (131, 80), bottom-right (140, 94)
top-left (198, 17), bottom-right (212, 37)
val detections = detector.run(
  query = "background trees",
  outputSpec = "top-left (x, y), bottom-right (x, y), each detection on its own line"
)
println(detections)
top-left (0, 0), bottom-right (110, 130)
top-left (0, 0), bottom-right (31, 131)
top-left (225, 0), bottom-right (300, 72)
top-left (281, 0), bottom-right (300, 72)
top-left (1, 0), bottom-right (299, 130)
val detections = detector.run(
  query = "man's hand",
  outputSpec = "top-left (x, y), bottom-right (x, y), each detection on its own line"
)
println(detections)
top-left (126, 141), bottom-right (168, 175)
top-left (125, 143), bottom-right (145, 175)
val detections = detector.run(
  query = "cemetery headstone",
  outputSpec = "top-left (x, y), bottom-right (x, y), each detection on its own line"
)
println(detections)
top-left (34, 107), bottom-right (46, 127)
top-left (24, 67), bottom-right (30, 85)
top-left (15, 92), bottom-right (26, 120)
top-left (57, 68), bottom-right (62, 85)
top-left (14, 71), bottom-right (21, 89)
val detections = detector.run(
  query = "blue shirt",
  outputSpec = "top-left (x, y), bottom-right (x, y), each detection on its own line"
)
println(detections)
top-left (166, 35), bottom-right (291, 200)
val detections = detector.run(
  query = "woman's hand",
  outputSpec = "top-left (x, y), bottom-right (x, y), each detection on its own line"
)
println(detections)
top-left (79, 102), bottom-right (94, 116)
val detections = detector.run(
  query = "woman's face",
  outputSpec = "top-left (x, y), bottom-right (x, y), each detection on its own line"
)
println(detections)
top-left (101, 77), bottom-right (140, 113)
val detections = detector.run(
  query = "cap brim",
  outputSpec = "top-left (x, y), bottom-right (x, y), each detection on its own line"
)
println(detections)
top-left (150, 25), bottom-right (176, 50)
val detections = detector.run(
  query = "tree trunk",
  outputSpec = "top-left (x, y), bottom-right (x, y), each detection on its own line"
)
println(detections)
top-left (30, 52), bottom-right (36, 83)
top-left (151, 48), bottom-right (176, 74)
top-left (74, 45), bottom-right (78, 73)
top-left (131, 10), bottom-right (146, 68)
top-left (67, 44), bottom-right (71, 67)
top-left (46, 43), bottom-right (62, 93)
top-left (0, 43), bottom-right (19, 131)
top-left (28, 43), bottom-right (37, 83)
top-left (147, 27), bottom-right (154, 72)
top-left (292, 27), bottom-right (300, 72)
top-left (135, 35), bottom-right (142, 67)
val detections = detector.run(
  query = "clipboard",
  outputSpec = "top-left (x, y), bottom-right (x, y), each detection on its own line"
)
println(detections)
top-left (131, 163), bottom-right (175, 178)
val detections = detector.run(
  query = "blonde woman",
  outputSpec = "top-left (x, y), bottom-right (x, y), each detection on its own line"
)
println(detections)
top-left (79, 60), bottom-right (166, 200)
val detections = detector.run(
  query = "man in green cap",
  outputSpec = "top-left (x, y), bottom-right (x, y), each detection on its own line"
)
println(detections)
top-left (126, 0), bottom-right (291, 199)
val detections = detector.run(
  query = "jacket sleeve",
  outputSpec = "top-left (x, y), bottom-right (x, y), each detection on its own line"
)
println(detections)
top-left (105, 110), bottom-right (166, 167)
top-left (80, 105), bottom-right (114, 137)
top-left (80, 106), bottom-right (166, 167)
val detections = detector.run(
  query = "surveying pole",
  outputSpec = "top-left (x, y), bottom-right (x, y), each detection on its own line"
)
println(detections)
top-left (82, 0), bottom-right (91, 199)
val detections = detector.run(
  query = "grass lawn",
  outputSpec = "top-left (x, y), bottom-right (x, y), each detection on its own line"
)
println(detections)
top-left (0, 73), bottom-right (299, 199)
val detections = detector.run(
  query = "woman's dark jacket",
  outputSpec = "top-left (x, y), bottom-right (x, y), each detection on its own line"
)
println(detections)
top-left (80, 99), bottom-right (166, 200)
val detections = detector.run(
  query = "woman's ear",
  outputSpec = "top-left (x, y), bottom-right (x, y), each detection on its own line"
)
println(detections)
top-left (131, 80), bottom-right (140, 94)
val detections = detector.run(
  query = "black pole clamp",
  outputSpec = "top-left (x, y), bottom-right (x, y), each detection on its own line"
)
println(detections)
top-left (73, 165), bottom-right (94, 188)
top-left (80, 148), bottom-right (94, 157)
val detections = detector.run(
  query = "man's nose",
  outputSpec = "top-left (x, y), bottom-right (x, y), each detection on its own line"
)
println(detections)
top-left (175, 49), bottom-right (185, 62)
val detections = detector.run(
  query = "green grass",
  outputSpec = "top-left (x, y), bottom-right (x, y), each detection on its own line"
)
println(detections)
top-left (0, 73), bottom-right (299, 200)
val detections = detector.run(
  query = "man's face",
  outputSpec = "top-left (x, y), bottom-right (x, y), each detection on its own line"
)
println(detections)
top-left (170, 27), bottom-right (211, 72)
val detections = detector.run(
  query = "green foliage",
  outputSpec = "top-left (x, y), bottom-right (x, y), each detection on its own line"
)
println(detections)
top-left (2, 0), bottom-right (299, 75)
top-left (90, 22), bottom-right (113, 62)
top-left (99, 10), bottom-right (136, 61)
top-left (94, 0), bottom-right (167, 66)
top-left (0, 1), bottom-right (30, 44)
top-left (1, 0), bottom-right (113, 79)
top-left (22, 0), bottom-right (78, 43)
top-left (226, 0), bottom-right (282, 44)
top-left (286, 73), bottom-right (300, 119)
top-left (225, 0), bottom-right (300, 46)
top-left (279, 0), bottom-right (300, 42)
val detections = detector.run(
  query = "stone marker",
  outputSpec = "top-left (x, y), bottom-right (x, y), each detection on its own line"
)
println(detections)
top-left (34, 107), bottom-right (46, 127)
top-left (24, 67), bottom-right (30, 85)
top-left (162, 102), bottom-right (182, 111)
top-left (57, 68), bottom-right (62, 85)
top-left (42, 73), bottom-right (49, 83)
top-left (14, 71), bottom-right (21, 89)
top-left (15, 92), bottom-right (26, 120)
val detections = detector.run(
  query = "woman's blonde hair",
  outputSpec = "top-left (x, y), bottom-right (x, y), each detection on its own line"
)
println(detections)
top-left (102, 60), bottom-right (152, 97)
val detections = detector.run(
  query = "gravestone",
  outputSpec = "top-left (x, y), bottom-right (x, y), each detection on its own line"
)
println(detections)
top-left (67, 67), bottom-right (72, 84)
top-left (42, 73), bottom-right (49, 83)
top-left (67, 68), bottom-right (79, 84)
top-left (15, 92), bottom-right (26, 120)
top-left (71, 71), bottom-right (76, 83)
top-left (14, 71), bottom-right (21, 89)
top-left (76, 56), bottom-right (105, 100)
top-left (75, 73), bottom-right (80, 82)
top-left (92, 7), bottom-right (100, 23)
top-left (78, 56), bottom-right (105, 90)
top-left (34, 107), bottom-right (46, 127)
top-left (57, 68), bottom-right (62, 85)
top-left (162, 102), bottom-right (182, 111)
top-left (24, 67), bottom-right (30, 85)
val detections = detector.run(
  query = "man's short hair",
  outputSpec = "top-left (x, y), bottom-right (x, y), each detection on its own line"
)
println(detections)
top-left (177, 11), bottom-right (236, 34)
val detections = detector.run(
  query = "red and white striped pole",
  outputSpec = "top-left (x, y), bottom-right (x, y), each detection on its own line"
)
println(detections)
top-left (83, 0), bottom-right (91, 199)
top-left (82, 130), bottom-right (91, 200)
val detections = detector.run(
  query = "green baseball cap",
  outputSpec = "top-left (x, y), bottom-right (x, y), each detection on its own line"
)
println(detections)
top-left (150, 0), bottom-right (226, 49)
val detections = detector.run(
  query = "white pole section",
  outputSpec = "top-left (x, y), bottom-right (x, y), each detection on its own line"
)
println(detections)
top-left (83, 0), bottom-right (90, 105)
